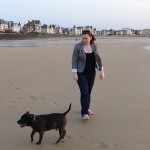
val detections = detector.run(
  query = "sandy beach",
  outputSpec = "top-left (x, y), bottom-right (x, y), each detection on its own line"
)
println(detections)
top-left (0, 37), bottom-right (150, 150)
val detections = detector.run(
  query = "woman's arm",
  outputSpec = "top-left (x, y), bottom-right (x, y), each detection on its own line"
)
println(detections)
top-left (94, 44), bottom-right (105, 79)
top-left (72, 44), bottom-right (78, 80)
top-left (100, 67), bottom-right (105, 80)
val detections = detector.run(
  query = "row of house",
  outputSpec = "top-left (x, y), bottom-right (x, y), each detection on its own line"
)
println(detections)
top-left (1, 19), bottom-right (150, 36)
top-left (0, 19), bottom-right (21, 33)
top-left (98, 28), bottom-right (143, 36)
top-left (22, 22), bottom-right (97, 35)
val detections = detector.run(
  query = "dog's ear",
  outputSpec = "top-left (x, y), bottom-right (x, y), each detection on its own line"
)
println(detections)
top-left (26, 111), bottom-right (30, 115)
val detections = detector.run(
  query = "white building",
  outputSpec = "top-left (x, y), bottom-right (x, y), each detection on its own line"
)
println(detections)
top-left (0, 19), bottom-right (8, 32)
top-left (122, 28), bottom-right (133, 35)
top-left (41, 24), bottom-right (55, 34)
top-left (116, 30), bottom-right (123, 35)
top-left (72, 25), bottom-right (97, 35)
top-left (8, 21), bottom-right (21, 33)
top-left (72, 25), bottom-right (78, 35)
top-left (142, 29), bottom-right (150, 35)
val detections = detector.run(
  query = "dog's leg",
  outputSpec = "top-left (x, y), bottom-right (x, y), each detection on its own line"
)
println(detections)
top-left (62, 129), bottom-right (66, 138)
top-left (36, 132), bottom-right (44, 145)
top-left (56, 128), bottom-right (65, 144)
top-left (31, 129), bottom-right (36, 142)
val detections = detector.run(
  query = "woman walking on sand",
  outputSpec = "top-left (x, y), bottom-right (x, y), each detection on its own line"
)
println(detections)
top-left (72, 30), bottom-right (105, 120)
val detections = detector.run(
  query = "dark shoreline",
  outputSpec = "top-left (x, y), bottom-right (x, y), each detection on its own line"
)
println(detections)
top-left (0, 33), bottom-right (80, 40)
top-left (0, 33), bottom-right (149, 40)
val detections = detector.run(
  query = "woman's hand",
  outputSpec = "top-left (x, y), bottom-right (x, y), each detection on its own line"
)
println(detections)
top-left (73, 73), bottom-right (78, 81)
top-left (100, 70), bottom-right (105, 80)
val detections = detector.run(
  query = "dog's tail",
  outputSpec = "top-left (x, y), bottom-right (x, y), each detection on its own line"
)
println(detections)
top-left (63, 103), bottom-right (71, 115)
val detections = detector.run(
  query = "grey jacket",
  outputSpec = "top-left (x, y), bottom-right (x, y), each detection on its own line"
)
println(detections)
top-left (72, 42), bottom-right (103, 73)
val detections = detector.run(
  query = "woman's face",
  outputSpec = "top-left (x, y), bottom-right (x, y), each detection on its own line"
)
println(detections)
top-left (81, 34), bottom-right (91, 45)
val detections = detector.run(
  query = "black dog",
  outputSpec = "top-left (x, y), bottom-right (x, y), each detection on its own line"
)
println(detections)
top-left (17, 103), bottom-right (71, 145)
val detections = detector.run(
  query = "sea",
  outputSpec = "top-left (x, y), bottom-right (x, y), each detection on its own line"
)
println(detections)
top-left (0, 39), bottom-right (77, 47)
top-left (0, 37), bottom-right (150, 47)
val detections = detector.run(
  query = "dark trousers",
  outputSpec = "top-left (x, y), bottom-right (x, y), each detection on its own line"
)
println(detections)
top-left (77, 72), bottom-right (96, 116)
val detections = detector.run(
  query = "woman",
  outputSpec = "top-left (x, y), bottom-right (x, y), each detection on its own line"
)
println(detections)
top-left (72, 30), bottom-right (105, 120)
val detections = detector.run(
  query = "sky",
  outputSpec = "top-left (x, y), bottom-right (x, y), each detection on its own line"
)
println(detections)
top-left (1, 0), bottom-right (150, 30)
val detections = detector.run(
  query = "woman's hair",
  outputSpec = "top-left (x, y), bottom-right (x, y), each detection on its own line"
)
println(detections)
top-left (82, 30), bottom-right (96, 44)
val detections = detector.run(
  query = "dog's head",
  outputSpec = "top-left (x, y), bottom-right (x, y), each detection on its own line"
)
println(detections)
top-left (17, 111), bottom-right (34, 127)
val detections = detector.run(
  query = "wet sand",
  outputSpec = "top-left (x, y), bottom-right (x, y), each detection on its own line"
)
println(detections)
top-left (0, 37), bottom-right (150, 150)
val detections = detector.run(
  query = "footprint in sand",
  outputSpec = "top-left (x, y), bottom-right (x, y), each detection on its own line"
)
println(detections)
top-left (78, 136), bottom-right (83, 139)
top-left (29, 96), bottom-right (47, 101)
top-left (30, 96), bottom-right (38, 100)
top-left (66, 135), bottom-right (71, 139)
top-left (99, 143), bottom-right (109, 149)
top-left (51, 102), bottom-right (60, 106)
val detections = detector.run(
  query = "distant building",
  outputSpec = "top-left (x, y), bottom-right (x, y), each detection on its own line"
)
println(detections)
top-left (72, 25), bottom-right (97, 35)
top-left (72, 25), bottom-right (77, 35)
top-left (41, 24), bottom-right (50, 34)
top-left (135, 30), bottom-right (142, 35)
top-left (8, 21), bottom-right (21, 33)
top-left (23, 20), bottom-right (41, 33)
top-left (0, 19), bottom-right (8, 32)
top-left (93, 28), bottom-right (97, 35)
top-left (49, 25), bottom-right (55, 34)
top-left (96, 31), bottom-right (102, 35)
top-left (72, 25), bottom-right (83, 35)
top-left (142, 29), bottom-right (150, 35)
top-left (63, 28), bottom-right (70, 35)
top-left (100, 30), bottom-right (110, 36)
top-left (84, 26), bottom-right (94, 34)
top-left (116, 30), bottom-right (123, 35)
top-left (41, 24), bottom-right (55, 34)
top-left (54, 25), bottom-right (62, 34)
top-left (122, 28), bottom-right (133, 35)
